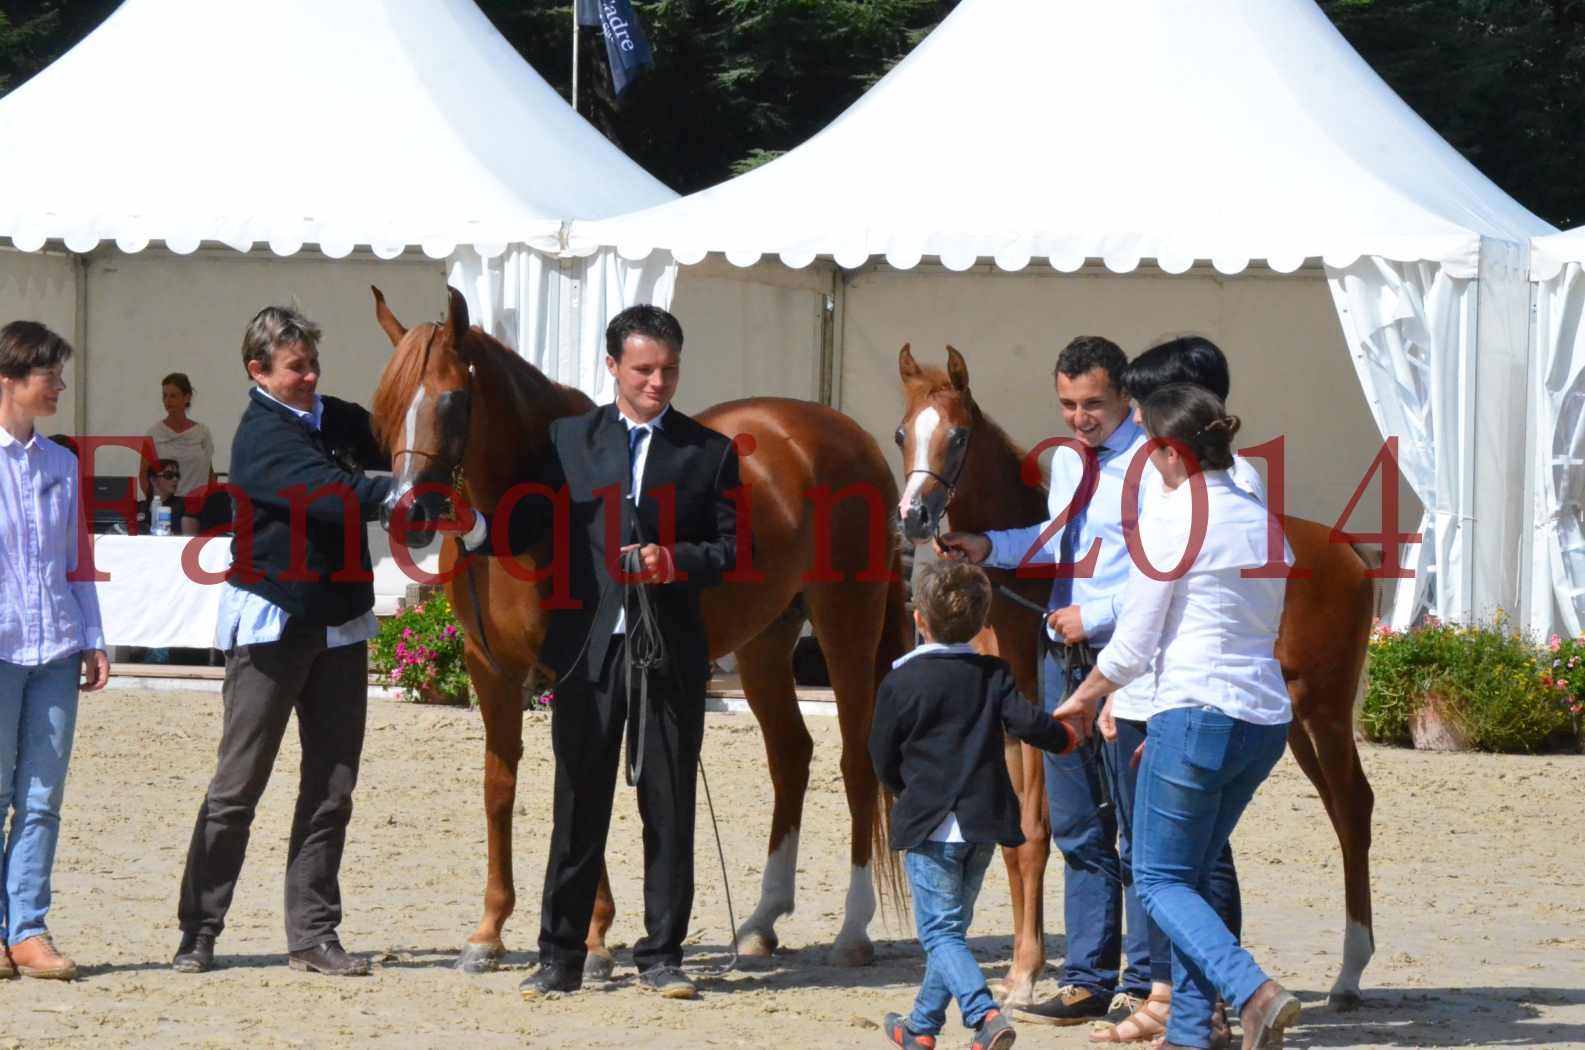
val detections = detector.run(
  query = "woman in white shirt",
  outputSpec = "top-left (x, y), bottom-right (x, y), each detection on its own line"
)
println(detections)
top-left (1055, 383), bottom-right (1298, 1050)
top-left (144, 372), bottom-right (215, 501)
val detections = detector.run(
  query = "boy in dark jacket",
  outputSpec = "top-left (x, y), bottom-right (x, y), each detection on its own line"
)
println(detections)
top-left (870, 562), bottom-right (1081, 1050)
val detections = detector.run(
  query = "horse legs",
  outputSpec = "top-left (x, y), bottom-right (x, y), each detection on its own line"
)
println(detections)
top-left (998, 739), bottom-right (1051, 1008)
top-left (457, 656), bottom-right (524, 974)
top-left (584, 864), bottom-right (617, 980)
top-left (807, 580), bottom-right (891, 968)
top-left (1288, 695), bottom-right (1375, 1008)
top-left (732, 608), bottom-right (813, 958)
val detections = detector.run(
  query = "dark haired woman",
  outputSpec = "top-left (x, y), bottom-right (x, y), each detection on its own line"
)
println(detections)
top-left (1054, 384), bottom-right (1300, 1050)
top-left (0, 320), bottom-right (109, 981)
top-left (144, 371), bottom-right (215, 500)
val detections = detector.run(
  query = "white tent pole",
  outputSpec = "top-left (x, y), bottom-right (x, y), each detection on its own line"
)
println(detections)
top-left (570, 2), bottom-right (579, 115)
top-left (72, 252), bottom-right (88, 435)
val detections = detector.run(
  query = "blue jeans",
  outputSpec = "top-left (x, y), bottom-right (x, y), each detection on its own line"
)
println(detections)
top-left (904, 841), bottom-right (998, 1033)
top-left (1133, 706), bottom-right (1288, 1047)
top-left (1043, 651), bottom-right (1150, 996)
top-left (0, 656), bottom-right (81, 947)
top-left (1107, 716), bottom-right (1242, 985)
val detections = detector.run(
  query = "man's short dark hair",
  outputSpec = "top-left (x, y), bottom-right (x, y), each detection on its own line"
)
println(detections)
top-left (606, 304), bottom-right (684, 362)
top-left (1054, 336), bottom-right (1127, 391)
top-left (1123, 335), bottom-right (1231, 402)
top-left (0, 320), bottom-right (73, 380)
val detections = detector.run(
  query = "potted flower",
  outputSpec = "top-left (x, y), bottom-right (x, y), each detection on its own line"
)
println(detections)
top-left (371, 594), bottom-right (474, 705)
top-left (1541, 633), bottom-right (1585, 748)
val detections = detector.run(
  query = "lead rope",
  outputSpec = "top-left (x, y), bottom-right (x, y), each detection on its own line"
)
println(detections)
top-left (619, 545), bottom-right (739, 979)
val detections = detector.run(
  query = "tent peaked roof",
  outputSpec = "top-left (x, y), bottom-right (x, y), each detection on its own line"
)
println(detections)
top-left (573, 0), bottom-right (1551, 277)
top-left (0, 0), bottom-right (674, 258)
top-left (1534, 227), bottom-right (1585, 278)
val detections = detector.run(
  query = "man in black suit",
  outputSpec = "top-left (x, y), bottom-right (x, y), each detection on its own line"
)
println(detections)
top-left (515, 305), bottom-right (741, 1002)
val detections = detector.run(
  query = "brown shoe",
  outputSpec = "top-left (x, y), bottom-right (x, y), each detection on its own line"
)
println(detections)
top-left (0, 944), bottom-right (16, 979)
top-left (10, 934), bottom-right (78, 980)
top-left (1239, 980), bottom-right (1300, 1050)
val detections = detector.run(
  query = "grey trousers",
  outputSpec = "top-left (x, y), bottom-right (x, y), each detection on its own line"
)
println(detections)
top-left (177, 618), bottom-right (368, 951)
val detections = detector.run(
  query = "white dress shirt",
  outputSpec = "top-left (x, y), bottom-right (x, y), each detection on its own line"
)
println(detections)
top-left (612, 405), bottom-right (669, 636)
top-left (1096, 470), bottom-right (1292, 726)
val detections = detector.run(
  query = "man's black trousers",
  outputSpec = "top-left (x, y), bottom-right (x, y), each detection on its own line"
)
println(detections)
top-left (539, 636), bottom-right (705, 973)
top-left (177, 618), bottom-right (368, 951)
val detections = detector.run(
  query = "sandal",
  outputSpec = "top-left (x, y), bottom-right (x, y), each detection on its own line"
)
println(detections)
top-left (1089, 994), bottom-right (1170, 1043)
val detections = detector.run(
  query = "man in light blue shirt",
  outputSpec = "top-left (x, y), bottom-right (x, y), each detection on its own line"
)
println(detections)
top-left (936, 336), bottom-right (1152, 1024)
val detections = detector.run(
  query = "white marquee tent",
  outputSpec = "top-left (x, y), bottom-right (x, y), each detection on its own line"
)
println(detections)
top-left (0, 0), bottom-right (676, 473)
top-left (516, 0), bottom-right (1553, 629)
top-left (1529, 226), bottom-right (1585, 636)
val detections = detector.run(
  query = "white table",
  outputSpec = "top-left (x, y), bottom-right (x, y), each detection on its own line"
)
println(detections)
top-left (91, 528), bottom-right (441, 647)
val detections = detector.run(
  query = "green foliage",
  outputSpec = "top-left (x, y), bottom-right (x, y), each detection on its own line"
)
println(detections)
top-left (1363, 616), bottom-right (1578, 753)
top-left (370, 594), bottom-right (474, 705)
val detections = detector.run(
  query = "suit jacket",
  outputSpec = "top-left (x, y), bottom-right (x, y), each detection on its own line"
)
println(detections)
top-left (227, 389), bottom-right (392, 627)
top-left (534, 403), bottom-right (741, 693)
top-left (869, 650), bottom-right (1075, 851)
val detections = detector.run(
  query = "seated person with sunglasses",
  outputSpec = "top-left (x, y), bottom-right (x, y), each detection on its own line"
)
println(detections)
top-left (131, 458), bottom-right (199, 537)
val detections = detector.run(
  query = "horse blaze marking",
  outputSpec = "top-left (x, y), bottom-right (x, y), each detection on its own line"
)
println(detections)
top-left (898, 406), bottom-right (940, 512)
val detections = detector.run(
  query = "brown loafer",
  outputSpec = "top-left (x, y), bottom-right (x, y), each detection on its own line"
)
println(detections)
top-left (10, 934), bottom-right (78, 980)
top-left (0, 945), bottom-right (16, 979)
top-left (1240, 980), bottom-right (1300, 1050)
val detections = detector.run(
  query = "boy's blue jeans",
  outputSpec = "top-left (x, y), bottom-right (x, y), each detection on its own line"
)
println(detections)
top-left (904, 840), bottom-right (998, 1034)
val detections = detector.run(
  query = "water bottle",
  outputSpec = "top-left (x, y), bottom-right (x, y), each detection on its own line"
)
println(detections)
top-left (150, 496), bottom-right (171, 536)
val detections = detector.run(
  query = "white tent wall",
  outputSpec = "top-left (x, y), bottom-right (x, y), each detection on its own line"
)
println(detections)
top-left (836, 263), bottom-right (1419, 547)
top-left (72, 248), bottom-right (445, 479)
top-left (0, 248), bottom-right (79, 436)
top-left (1529, 228), bottom-right (1585, 638)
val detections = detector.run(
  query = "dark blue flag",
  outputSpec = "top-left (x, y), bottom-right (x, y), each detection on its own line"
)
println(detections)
top-left (576, 0), bottom-right (654, 96)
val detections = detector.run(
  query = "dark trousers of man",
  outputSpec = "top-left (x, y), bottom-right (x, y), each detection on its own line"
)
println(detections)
top-left (1041, 649), bottom-right (1151, 998)
top-left (178, 618), bottom-right (368, 952)
top-left (1108, 715), bottom-right (1242, 985)
top-left (539, 637), bottom-right (705, 974)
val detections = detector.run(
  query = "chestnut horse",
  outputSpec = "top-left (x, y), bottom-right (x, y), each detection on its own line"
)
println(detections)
top-left (894, 346), bottom-right (1376, 1008)
top-left (368, 287), bottom-right (908, 975)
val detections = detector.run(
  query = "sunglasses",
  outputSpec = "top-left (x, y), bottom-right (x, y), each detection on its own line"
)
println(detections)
top-left (149, 471), bottom-right (180, 481)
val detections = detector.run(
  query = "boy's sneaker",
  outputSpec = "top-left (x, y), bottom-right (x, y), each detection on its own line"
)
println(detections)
top-left (971, 1009), bottom-right (1016, 1050)
top-left (882, 1011), bottom-right (937, 1049)
top-left (1008, 984), bottom-right (1111, 1025)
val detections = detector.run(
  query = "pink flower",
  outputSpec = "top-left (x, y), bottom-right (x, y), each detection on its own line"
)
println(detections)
top-left (402, 627), bottom-right (413, 640)
top-left (1550, 634), bottom-right (1563, 652)
top-left (444, 624), bottom-right (458, 639)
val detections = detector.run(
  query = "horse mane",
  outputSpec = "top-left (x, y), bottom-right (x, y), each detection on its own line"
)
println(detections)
top-left (372, 322), bottom-right (592, 456)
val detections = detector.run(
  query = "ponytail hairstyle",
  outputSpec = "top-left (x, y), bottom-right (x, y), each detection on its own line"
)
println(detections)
top-left (1140, 383), bottom-right (1240, 472)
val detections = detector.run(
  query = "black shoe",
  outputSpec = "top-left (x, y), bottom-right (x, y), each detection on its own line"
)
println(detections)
top-left (1008, 985), bottom-right (1111, 1026)
top-left (637, 963), bottom-right (698, 1000)
top-left (519, 962), bottom-right (583, 1001)
top-left (172, 932), bottom-right (215, 974)
top-left (287, 940), bottom-right (371, 976)
top-left (971, 1009), bottom-right (1017, 1050)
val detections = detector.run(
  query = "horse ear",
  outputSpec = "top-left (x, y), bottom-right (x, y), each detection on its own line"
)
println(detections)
top-left (445, 286), bottom-right (470, 353)
top-left (371, 286), bottom-right (405, 347)
top-left (946, 345), bottom-right (971, 392)
top-left (898, 343), bottom-right (921, 380)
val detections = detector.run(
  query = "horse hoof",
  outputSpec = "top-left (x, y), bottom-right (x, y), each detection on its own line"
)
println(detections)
top-left (454, 941), bottom-right (504, 974)
top-left (736, 928), bottom-right (779, 958)
top-left (990, 977), bottom-right (1037, 1009)
top-left (828, 936), bottom-right (875, 968)
top-left (583, 951), bottom-right (616, 982)
top-left (1328, 989), bottom-right (1363, 1012)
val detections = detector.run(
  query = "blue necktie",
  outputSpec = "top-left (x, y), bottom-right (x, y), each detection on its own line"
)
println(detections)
top-left (1051, 443), bottom-right (1110, 610)
top-left (627, 425), bottom-right (649, 498)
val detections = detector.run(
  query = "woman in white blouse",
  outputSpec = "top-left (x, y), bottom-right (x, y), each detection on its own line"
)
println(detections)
top-left (144, 372), bottom-right (215, 500)
top-left (1054, 383), bottom-right (1298, 1050)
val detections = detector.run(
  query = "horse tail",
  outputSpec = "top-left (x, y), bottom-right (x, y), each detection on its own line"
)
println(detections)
top-left (872, 549), bottom-right (912, 923)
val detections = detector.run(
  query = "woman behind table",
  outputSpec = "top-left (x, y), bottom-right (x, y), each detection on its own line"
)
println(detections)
top-left (1055, 383), bottom-right (1300, 1050)
top-left (145, 372), bottom-right (215, 501)
top-left (0, 320), bottom-right (110, 982)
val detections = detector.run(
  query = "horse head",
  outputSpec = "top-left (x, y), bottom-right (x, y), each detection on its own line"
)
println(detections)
top-left (894, 344), bottom-right (977, 543)
top-left (370, 285), bottom-right (475, 548)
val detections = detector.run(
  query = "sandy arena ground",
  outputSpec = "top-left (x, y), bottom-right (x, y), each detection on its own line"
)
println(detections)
top-left (2, 689), bottom-right (1581, 1049)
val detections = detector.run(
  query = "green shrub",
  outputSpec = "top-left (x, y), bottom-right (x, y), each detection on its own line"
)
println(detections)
top-left (1363, 614), bottom-right (1576, 753)
top-left (371, 594), bottom-right (473, 705)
